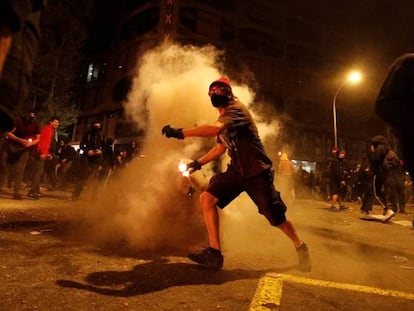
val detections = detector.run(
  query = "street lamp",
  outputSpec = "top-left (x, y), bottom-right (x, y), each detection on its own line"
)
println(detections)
top-left (332, 71), bottom-right (362, 148)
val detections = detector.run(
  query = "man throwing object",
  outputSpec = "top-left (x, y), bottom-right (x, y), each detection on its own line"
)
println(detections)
top-left (162, 77), bottom-right (311, 271)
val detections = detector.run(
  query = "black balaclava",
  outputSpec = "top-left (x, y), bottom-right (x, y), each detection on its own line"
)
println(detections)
top-left (208, 77), bottom-right (233, 108)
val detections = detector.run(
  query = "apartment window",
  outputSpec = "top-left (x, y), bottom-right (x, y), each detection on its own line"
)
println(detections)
top-left (197, 10), bottom-right (220, 39)
top-left (86, 63), bottom-right (99, 83)
top-left (195, 0), bottom-right (236, 11)
top-left (220, 19), bottom-right (235, 41)
top-left (286, 44), bottom-right (321, 68)
top-left (121, 8), bottom-right (160, 39)
top-left (239, 28), bottom-right (260, 51)
top-left (179, 7), bottom-right (197, 32)
top-left (123, 0), bottom-right (152, 11)
top-left (113, 76), bottom-right (133, 102)
top-left (262, 39), bottom-right (283, 58)
top-left (286, 17), bottom-right (317, 44)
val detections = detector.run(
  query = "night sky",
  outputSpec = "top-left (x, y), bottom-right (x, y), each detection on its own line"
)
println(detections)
top-left (291, 0), bottom-right (414, 123)
top-left (306, 0), bottom-right (414, 75)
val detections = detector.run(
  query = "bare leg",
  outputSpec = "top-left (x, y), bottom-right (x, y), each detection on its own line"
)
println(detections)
top-left (277, 220), bottom-right (302, 248)
top-left (199, 191), bottom-right (220, 250)
top-left (331, 193), bottom-right (339, 207)
top-left (278, 219), bottom-right (311, 271)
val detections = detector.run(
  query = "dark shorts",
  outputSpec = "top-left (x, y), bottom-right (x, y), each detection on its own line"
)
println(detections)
top-left (206, 167), bottom-right (287, 226)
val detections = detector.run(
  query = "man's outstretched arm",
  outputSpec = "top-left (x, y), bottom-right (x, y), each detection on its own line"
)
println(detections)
top-left (162, 122), bottom-right (225, 139)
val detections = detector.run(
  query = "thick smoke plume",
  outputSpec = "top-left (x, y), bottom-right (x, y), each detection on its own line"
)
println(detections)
top-left (83, 43), bottom-right (281, 255)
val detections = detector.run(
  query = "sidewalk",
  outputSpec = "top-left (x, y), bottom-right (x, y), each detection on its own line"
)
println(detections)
top-left (320, 199), bottom-right (414, 228)
top-left (1, 186), bottom-right (413, 228)
top-left (0, 186), bottom-right (71, 208)
top-left (0, 185), bottom-right (86, 226)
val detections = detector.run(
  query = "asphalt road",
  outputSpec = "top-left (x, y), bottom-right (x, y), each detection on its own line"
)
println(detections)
top-left (1, 188), bottom-right (414, 311)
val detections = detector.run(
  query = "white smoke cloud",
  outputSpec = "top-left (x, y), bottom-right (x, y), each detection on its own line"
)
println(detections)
top-left (84, 42), bottom-right (281, 254)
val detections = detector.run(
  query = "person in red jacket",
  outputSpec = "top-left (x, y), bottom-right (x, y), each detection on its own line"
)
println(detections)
top-left (28, 116), bottom-right (59, 199)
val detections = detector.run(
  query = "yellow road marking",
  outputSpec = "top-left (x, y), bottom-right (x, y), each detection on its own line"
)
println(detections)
top-left (250, 273), bottom-right (414, 311)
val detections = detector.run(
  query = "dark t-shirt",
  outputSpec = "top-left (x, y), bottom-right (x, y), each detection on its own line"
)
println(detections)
top-left (217, 101), bottom-right (272, 178)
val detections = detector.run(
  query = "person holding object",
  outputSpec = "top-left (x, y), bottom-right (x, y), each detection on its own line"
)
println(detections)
top-left (161, 77), bottom-right (311, 271)
top-left (0, 110), bottom-right (40, 199)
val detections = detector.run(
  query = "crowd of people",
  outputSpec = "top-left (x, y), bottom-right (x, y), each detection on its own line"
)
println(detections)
top-left (0, 2), bottom-right (413, 272)
top-left (277, 141), bottom-right (412, 220)
top-left (0, 113), bottom-right (140, 201)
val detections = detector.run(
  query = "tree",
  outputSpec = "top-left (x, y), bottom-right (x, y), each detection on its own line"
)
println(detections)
top-left (29, 0), bottom-right (94, 132)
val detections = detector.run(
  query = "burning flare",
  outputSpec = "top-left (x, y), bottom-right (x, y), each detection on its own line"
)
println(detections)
top-left (178, 160), bottom-right (190, 177)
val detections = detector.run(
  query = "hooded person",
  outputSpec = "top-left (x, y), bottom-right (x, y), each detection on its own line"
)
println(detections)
top-left (161, 77), bottom-right (311, 271)
top-left (328, 148), bottom-right (348, 211)
top-left (374, 54), bottom-right (414, 226)
top-left (375, 53), bottom-right (414, 180)
top-left (71, 120), bottom-right (105, 200)
top-left (367, 135), bottom-right (396, 221)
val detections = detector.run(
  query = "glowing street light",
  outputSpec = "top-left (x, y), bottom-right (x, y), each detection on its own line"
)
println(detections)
top-left (332, 71), bottom-right (362, 148)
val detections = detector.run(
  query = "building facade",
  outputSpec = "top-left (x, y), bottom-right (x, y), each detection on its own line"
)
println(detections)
top-left (72, 0), bottom-right (384, 166)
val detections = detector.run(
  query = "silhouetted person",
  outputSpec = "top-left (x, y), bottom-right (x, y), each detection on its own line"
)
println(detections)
top-left (72, 120), bottom-right (105, 200)
top-left (375, 53), bottom-right (414, 226)
top-left (0, 110), bottom-right (40, 199)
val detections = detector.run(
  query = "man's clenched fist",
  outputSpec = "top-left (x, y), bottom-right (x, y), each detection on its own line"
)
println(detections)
top-left (162, 125), bottom-right (184, 139)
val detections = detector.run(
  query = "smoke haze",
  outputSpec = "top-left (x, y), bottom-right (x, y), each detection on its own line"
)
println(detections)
top-left (82, 42), bottom-right (282, 256)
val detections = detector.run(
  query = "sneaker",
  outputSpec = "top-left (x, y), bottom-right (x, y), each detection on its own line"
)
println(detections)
top-left (382, 209), bottom-right (395, 223)
top-left (28, 192), bottom-right (40, 200)
top-left (187, 247), bottom-right (223, 269)
top-left (296, 242), bottom-right (311, 272)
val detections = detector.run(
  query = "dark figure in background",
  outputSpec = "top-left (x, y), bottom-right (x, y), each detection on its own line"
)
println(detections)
top-left (277, 152), bottom-right (296, 201)
top-left (0, 110), bottom-right (40, 199)
top-left (358, 158), bottom-right (375, 215)
top-left (351, 163), bottom-right (363, 203)
top-left (384, 149), bottom-right (406, 214)
top-left (161, 77), bottom-right (310, 271)
top-left (29, 116), bottom-right (59, 199)
top-left (56, 136), bottom-right (78, 190)
top-left (324, 147), bottom-right (339, 201)
top-left (375, 53), bottom-right (414, 226)
top-left (100, 137), bottom-right (116, 183)
top-left (127, 141), bottom-right (139, 162)
top-left (367, 135), bottom-right (396, 221)
top-left (72, 120), bottom-right (105, 200)
top-left (328, 149), bottom-right (348, 211)
top-left (375, 53), bottom-right (414, 179)
top-left (0, 1), bottom-right (46, 142)
top-left (42, 131), bottom-right (61, 191)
